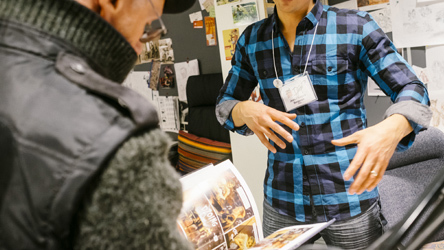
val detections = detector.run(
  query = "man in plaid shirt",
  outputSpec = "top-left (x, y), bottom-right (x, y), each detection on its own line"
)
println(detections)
top-left (216, 0), bottom-right (431, 249)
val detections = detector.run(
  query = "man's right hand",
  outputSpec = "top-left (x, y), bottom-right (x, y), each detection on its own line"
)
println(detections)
top-left (232, 101), bottom-right (299, 153)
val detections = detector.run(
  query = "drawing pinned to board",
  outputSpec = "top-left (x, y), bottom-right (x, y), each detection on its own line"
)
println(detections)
top-left (431, 96), bottom-right (444, 132)
top-left (216, 0), bottom-right (239, 6)
top-left (358, 0), bottom-right (389, 11)
top-left (174, 59), bottom-right (200, 102)
top-left (390, 0), bottom-right (444, 48)
top-left (426, 45), bottom-right (444, 93)
top-left (222, 28), bottom-right (239, 61)
top-left (412, 65), bottom-right (430, 86)
top-left (369, 7), bottom-right (392, 32)
top-left (232, 2), bottom-right (259, 26)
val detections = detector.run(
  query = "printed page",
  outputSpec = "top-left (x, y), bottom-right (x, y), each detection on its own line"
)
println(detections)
top-left (178, 160), bottom-right (263, 250)
top-left (157, 96), bottom-right (179, 132)
top-left (123, 71), bottom-right (153, 103)
top-left (250, 220), bottom-right (336, 250)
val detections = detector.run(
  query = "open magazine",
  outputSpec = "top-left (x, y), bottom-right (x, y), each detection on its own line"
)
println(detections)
top-left (177, 160), bottom-right (335, 250)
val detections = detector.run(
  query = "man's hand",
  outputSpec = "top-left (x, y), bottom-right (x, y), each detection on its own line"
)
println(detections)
top-left (232, 101), bottom-right (299, 153)
top-left (331, 114), bottom-right (413, 195)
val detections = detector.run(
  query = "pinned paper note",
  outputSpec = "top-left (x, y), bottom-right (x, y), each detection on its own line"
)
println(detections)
top-left (189, 11), bottom-right (203, 23)
top-left (193, 20), bottom-right (203, 28)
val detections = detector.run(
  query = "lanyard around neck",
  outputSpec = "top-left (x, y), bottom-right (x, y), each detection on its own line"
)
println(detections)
top-left (271, 22), bottom-right (319, 80)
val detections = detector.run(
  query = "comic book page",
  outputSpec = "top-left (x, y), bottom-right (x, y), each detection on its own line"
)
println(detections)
top-left (250, 220), bottom-right (335, 250)
top-left (178, 160), bottom-right (334, 250)
top-left (178, 160), bottom-right (263, 250)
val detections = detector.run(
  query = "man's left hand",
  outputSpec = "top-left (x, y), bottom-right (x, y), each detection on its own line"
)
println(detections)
top-left (331, 114), bottom-right (413, 195)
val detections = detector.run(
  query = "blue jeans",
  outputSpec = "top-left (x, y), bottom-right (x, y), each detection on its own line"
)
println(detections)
top-left (263, 199), bottom-right (385, 250)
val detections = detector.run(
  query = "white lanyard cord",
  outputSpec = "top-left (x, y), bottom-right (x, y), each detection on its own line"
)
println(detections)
top-left (271, 22), bottom-right (319, 79)
top-left (271, 28), bottom-right (279, 81)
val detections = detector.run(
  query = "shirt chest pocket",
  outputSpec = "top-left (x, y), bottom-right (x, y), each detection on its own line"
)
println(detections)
top-left (254, 58), bottom-right (280, 88)
top-left (311, 56), bottom-right (349, 76)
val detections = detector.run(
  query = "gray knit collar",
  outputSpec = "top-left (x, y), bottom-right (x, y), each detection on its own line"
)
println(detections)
top-left (0, 0), bottom-right (137, 83)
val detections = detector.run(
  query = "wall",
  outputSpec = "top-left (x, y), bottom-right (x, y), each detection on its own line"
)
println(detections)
top-left (162, 2), bottom-right (222, 75)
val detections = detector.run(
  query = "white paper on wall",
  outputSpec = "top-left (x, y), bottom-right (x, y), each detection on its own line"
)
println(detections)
top-left (426, 45), bottom-right (444, 132)
top-left (367, 77), bottom-right (386, 96)
top-left (152, 90), bottom-right (160, 115)
top-left (174, 59), bottom-right (200, 102)
top-left (412, 65), bottom-right (430, 86)
top-left (430, 90), bottom-right (444, 132)
top-left (390, 0), bottom-right (444, 48)
top-left (426, 45), bottom-right (444, 92)
top-left (158, 96), bottom-right (180, 132)
top-left (198, 0), bottom-right (206, 10)
top-left (416, 0), bottom-right (444, 7)
top-left (369, 7), bottom-right (392, 33)
top-left (122, 71), bottom-right (153, 103)
top-left (330, 0), bottom-right (358, 9)
top-left (189, 11), bottom-right (203, 23)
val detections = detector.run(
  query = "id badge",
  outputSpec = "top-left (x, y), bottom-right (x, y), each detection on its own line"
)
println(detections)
top-left (278, 73), bottom-right (317, 112)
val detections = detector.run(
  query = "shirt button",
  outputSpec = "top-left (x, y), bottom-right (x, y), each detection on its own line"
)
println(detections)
top-left (263, 70), bottom-right (267, 76)
top-left (304, 149), bottom-right (309, 155)
top-left (71, 63), bottom-right (85, 74)
top-left (328, 66), bottom-right (333, 72)
top-left (293, 68), bottom-right (298, 74)
top-left (300, 122), bottom-right (305, 128)
top-left (303, 175), bottom-right (307, 180)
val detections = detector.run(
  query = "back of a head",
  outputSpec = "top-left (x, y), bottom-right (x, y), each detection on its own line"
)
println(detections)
top-left (0, 0), bottom-right (196, 249)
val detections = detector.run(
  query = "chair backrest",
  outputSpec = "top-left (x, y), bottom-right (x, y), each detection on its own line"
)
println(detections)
top-left (186, 73), bottom-right (230, 143)
top-left (379, 127), bottom-right (444, 245)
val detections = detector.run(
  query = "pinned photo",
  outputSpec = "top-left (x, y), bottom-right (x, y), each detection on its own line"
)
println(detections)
top-left (159, 64), bottom-right (176, 89)
top-left (216, 0), bottom-right (240, 6)
top-left (222, 28), bottom-right (239, 61)
top-left (136, 40), bottom-right (160, 65)
top-left (159, 38), bottom-right (175, 63)
top-left (232, 2), bottom-right (259, 26)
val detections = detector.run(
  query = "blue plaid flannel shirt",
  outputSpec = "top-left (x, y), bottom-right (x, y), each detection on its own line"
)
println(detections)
top-left (216, 1), bottom-right (430, 222)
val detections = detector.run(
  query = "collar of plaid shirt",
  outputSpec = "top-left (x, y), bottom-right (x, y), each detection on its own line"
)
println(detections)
top-left (217, 0), bottom-right (428, 222)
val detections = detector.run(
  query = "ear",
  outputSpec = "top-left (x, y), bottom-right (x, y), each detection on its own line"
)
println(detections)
top-left (97, 0), bottom-right (118, 22)
top-left (75, 0), bottom-right (101, 13)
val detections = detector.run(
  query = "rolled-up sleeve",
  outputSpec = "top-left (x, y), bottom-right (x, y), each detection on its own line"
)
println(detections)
top-left (216, 30), bottom-right (258, 136)
top-left (359, 12), bottom-right (431, 151)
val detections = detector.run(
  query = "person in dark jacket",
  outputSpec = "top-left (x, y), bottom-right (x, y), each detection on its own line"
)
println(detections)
top-left (0, 0), bottom-right (195, 249)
